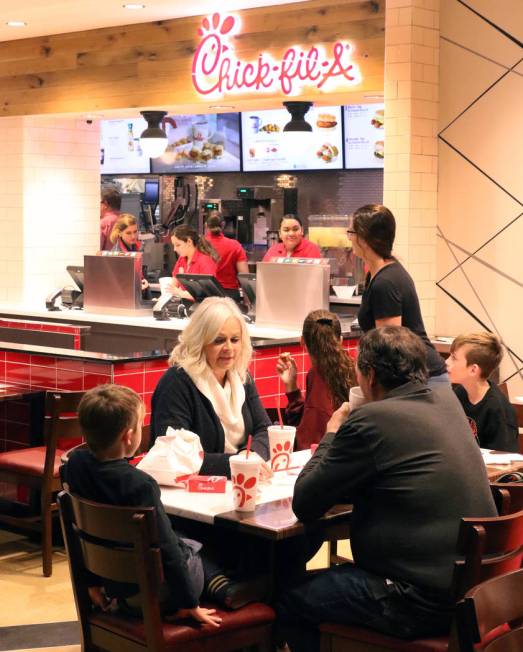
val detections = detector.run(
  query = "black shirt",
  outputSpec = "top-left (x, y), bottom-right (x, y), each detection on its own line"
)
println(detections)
top-left (293, 382), bottom-right (497, 596)
top-left (61, 449), bottom-right (200, 608)
top-left (454, 381), bottom-right (519, 452)
top-left (358, 261), bottom-right (446, 377)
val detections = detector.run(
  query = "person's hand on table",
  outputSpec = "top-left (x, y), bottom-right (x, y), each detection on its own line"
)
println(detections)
top-left (167, 606), bottom-right (222, 628)
top-left (326, 401), bottom-right (351, 434)
top-left (235, 450), bottom-right (273, 480)
top-left (276, 352), bottom-right (298, 392)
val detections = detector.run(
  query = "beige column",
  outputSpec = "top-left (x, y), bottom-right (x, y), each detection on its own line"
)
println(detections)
top-left (383, 0), bottom-right (440, 335)
top-left (0, 117), bottom-right (100, 305)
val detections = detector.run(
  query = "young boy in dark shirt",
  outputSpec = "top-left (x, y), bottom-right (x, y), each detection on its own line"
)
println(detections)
top-left (446, 332), bottom-right (518, 452)
top-left (61, 384), bottom-right (263, 626)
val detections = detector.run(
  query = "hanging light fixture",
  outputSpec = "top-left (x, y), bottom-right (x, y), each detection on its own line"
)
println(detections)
top-left (139, 110), bottom-right (168, 158)
top-left (282, 101), bottom-right (313, 168)
top-left (282, 101), bottom-right (313, 134)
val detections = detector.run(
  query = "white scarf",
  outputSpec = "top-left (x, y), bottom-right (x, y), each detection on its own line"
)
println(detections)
top-left (191, 367), bottom-right (246, 454)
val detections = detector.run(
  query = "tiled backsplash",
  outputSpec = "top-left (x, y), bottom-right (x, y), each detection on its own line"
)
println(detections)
top-left (0, 337), bottom-right (359, 453)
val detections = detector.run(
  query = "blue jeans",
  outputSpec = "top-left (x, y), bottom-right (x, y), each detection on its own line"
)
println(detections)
top-left (275, 564), bottom-right (453, 652)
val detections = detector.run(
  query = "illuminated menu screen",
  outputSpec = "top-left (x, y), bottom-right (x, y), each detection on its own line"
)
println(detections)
top-left (151, 113), bottom-right (241, 173)
top-left (343, 103), bottom-right (385, 169)
top-left (241, 106), bottom-right (343, 172)
top-left (100, 117), bottom-right (150, 174)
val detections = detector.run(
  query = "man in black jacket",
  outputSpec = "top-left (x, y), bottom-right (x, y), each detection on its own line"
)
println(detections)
top-left (276, 327), bottom-right (497, 651)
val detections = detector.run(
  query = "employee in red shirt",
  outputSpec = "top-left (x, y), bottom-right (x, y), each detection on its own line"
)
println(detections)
top-left (100, 188), bottom-right (121, 251)
top-left (170, 224), bottom-right (218, 301)
top-left (262, 215), bottom-right (321, 261)
top-left (109, 213), bottom-right (150, 298)
top-left (205, 214), bottom-right (249, 302)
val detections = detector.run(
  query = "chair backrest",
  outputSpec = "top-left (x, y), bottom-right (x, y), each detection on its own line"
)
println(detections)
top-left (453, 509), bottom-right (523, 600)
top-left (58, 490), bottom-right (165, 652)
top-left (491, 483), bottom-right (523, 515)
top-left (484, 627), bottom-right (523, 652)
top-left (455, 568), bottom-right (523, 652)
top-left (43, 391), bottom-right (85, 489)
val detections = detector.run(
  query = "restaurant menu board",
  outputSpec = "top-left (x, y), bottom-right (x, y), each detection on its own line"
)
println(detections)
top-left (343, 103), bottom-right (385, 169)
top-left (100, 117), bottom-right (150, 174)
top-left (241, 106), bottom-right (343, 172)
top-left (151, 113), bottom-right (241, 173)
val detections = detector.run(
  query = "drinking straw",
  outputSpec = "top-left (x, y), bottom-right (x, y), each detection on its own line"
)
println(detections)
top-left (277, 391), bottom-right (284, 428)
top-left (246, 434), bottom-right (252, 458)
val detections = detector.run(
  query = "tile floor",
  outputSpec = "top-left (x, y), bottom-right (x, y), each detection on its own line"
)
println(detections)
top-left (0, 528), bottom-right (352, 651)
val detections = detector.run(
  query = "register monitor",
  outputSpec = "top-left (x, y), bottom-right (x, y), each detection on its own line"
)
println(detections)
top-left (66, 265), bottom-right (84, 291)
top-left (238, 273), bottom-right (256, 307)
top-left (175, 273), bottom-right (227, 302)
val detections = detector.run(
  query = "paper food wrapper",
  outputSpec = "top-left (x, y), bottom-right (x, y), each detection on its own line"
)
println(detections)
top-left (137, 427), bottom-right (204, 487)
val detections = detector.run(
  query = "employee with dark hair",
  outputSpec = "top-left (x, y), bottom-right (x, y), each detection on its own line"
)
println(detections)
top-left (205, 214), bottom-right (249, 302)
top-left (170, 225), bottom-right (218, 301)
top-left (100, 187), bottom-right (122, 251)
top-left (262, 215), bottom-right (321, 261)
top-left (348, 204), bottom-right (447, 382)
top-left (276, 326), bottom-right (497, 651)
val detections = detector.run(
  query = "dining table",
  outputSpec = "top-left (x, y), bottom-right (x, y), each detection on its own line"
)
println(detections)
top-left (161, 448), bottom-right (523, 533)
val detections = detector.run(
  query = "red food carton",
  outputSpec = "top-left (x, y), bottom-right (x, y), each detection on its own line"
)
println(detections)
top-left (187, 475), bottom-right (227, 493)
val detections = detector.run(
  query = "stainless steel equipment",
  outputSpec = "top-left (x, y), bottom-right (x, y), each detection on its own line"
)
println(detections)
top-left (255, 259), bottom-right (330, 330)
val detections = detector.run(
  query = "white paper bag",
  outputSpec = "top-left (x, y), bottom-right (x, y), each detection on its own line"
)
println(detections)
top-left (137, 427), bottom-right (204, 487)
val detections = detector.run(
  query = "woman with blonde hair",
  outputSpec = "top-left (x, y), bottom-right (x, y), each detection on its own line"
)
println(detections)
top-left (110, 213), bottom-right (149, 294)
top-left (110, 213), bottom-right (140, 252)
top-left (151, 297), bottom-right (270, 477)
top-left (277, 309), bottom-right (356, 449)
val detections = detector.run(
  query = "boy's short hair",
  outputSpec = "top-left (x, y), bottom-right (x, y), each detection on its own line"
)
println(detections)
top-left (79, 385), bottom-right (142, 454)
top-left (450, 332), bottom-right (503, 379)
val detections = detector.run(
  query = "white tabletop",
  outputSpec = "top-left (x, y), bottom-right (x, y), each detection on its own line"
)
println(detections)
top-left (161, 450), bottom-right (311, 524)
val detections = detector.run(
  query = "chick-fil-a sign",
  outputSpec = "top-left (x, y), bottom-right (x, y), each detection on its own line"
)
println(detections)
top-left (191, 13), bottom-right (362, 97)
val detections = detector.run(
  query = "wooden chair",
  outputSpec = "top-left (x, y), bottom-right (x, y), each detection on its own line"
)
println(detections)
top-left (455, 568), bottom-right (523, 652)
top-left (58, 490), bottom-right (275, 652)
top-left (320, 510), bottom-right (523, 652)
top-left (0, 391), bottom-right (84, 576)
top-left (491, 483), bottom-right (523, 515)
top-left (483, 628), bottom-right (523, 652)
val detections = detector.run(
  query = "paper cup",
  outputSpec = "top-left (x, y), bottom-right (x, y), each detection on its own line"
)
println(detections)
top-left (349, 386), bottom-right (367, 410)
top-left (230, 455), bottom-right (261, 512)
top-left (268, 425), bottom-right (296, 471)
top-left (159, 276), bottom-right (173, 296)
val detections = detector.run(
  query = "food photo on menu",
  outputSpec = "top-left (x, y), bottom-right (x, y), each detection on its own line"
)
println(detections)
top-left (151, 112), bottom-right (241, 173)
top-left (100, 117), bottom-right (151, 174)
top-left (241, 106), bottom-right (343, 171)
top-left (343, 102), bottom-right (385, 170)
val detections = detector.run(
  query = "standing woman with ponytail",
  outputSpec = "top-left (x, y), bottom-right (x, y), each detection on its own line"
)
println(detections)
top-left (170, 225), bottom-right (219, 301)
top-left (276, 310), bottom-right (356, 450)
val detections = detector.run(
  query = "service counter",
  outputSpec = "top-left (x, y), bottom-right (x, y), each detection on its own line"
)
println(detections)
top-left (0, 304), bottom-right (360, 457)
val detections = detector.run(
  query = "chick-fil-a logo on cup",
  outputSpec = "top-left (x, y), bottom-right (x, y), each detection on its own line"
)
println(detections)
top-left (191, 13), bottom-right (362, 98)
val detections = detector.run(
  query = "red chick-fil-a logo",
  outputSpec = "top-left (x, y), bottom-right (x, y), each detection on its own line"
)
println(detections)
top-left (191, 13), bottom-right (362, 97)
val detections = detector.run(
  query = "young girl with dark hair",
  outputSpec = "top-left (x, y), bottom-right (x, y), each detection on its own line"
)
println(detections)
top-left (349, 204), bottom-right (447, 382)
top-left (276, 309), bottom-right (356, 450)
top-left (170, 225), bottom-right (219, 301)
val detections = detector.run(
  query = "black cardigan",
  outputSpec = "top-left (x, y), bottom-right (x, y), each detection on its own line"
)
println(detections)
top-left (151, 366), bottom-right (270, 477)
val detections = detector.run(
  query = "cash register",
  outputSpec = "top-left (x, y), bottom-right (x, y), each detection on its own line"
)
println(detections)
top-left (46, 266), bottom-right (84, 310)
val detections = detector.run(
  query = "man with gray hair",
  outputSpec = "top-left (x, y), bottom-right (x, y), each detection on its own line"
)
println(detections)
top-left (277, 326), bottom-right (497, 651)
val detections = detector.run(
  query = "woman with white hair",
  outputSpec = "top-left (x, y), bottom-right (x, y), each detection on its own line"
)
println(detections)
top-left (150, 297), bottom-right (271, 477)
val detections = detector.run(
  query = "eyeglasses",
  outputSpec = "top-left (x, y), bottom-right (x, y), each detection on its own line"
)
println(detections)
top-left (346, 229), bottom-right (356, 235)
